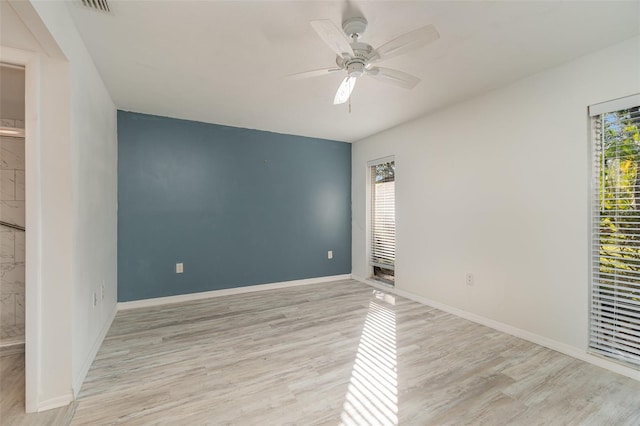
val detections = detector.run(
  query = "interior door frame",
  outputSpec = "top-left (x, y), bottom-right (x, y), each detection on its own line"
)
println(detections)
top-left (1, 46), bottom-right (44, 413)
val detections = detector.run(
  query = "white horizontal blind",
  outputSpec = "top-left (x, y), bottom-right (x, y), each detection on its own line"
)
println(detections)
top-left (370, 160), bottom-right (395, 271)
top-left (590, 99), bottom-right (640, 368)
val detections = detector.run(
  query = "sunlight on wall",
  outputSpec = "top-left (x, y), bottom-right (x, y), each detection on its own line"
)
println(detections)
top-left (341, 291), bottom-right (397, 426)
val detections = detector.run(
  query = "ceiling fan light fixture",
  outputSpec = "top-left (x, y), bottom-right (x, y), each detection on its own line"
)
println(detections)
top-left (334, 76), bottom-right (357, 105)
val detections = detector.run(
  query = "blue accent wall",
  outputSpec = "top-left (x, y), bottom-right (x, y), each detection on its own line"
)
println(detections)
top-left (117, 111), bottom-right (351, 302)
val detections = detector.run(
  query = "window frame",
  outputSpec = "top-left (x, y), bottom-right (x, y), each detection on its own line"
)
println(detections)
top-left (588, 93), bottom-right (640, 368)
top-left (367, 155), bottom-right (396, 285)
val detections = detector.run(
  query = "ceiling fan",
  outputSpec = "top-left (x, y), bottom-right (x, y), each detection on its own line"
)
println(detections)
top-left (290, 16), bottom-right (440, 105)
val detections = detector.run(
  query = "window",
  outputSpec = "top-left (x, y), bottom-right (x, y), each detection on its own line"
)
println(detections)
top-left (590, 94), bottom-right (640, 368)
top-left (369, 158), bottom-right (395, 284)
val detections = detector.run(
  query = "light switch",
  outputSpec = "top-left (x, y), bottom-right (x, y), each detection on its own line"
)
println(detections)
top-left (176, 263), bottom-right (184, 273)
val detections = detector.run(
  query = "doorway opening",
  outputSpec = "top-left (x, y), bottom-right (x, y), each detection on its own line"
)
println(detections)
top-left (0, 63), bottom-right (26, 355)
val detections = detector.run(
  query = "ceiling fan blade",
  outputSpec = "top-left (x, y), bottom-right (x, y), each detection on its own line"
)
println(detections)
top-left (310, 20), bottom-right (354, 57)
top-left (287, 68), bottom-right (342, 80)
top-left (367, 67), bottom-right (420, 89)
top-left (334, 76), bottom-right (357, 105)
top-left (370, 24), bottom-right (439, 63)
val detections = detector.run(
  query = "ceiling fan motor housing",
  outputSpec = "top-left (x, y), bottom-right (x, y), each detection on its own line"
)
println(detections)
top-left (347, 62), bottom-right (365, 77)
top-left (336, 40), bottom-right (373, 77)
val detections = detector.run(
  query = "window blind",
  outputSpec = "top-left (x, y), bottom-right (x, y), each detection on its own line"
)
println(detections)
top-left (370, 160), bottom-right (395, 271)
top-left (590, 97), bottom-right (640, 368)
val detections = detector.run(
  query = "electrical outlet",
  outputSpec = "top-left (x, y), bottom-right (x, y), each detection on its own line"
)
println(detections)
top-left (176, 262), bottom-right (184, 274)
top-left (466, 273), bottom-right (474, 286)
top-left (328, 250), bottom-right (333, 259)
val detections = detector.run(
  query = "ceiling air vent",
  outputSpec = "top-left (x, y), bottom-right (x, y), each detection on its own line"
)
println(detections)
top-left (80, 0), bottom-right (110, 13)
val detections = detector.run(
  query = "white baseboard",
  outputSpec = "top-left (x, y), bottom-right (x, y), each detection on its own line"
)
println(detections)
top-left (352, 275), bottom-right (640, 382)
top-left (37, 393), bottom-right (74, 412)
top-left (353, 275), bottom-right (395, 292)
top-left (72, 303), bottom-right (117, 397)
top-left (118, 274), bottom-right (353, 310)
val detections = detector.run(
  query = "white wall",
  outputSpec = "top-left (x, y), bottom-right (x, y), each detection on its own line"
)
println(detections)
top-left (353, 37), bottom-right (640, 373)
top-left (37, 53), bottom-right (75, 407)
top-left (2, 0), bottom-right (117, 409)
top-left (28, 0), bottom-right (118, 399)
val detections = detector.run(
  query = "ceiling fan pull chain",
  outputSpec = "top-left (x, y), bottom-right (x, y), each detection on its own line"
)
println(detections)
top-left (349, 95), bottom-right (352, 113)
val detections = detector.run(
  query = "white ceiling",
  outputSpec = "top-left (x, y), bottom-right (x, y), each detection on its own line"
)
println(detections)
top-left (68, 1), bottom-right (640, 142)
top-left (1, 0), bottom-right (43, 53)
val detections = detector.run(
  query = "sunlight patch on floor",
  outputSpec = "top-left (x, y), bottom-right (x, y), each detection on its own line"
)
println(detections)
top-left (341, 291), bottom-right (397, 426)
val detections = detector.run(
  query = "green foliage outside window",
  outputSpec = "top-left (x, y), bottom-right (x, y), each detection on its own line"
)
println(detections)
top-left (597, 107), bottom-right (640, 310)
top-left (374, 162), bottom-right (395, 183)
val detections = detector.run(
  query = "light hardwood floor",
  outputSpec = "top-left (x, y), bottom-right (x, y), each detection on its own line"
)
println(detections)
top-left (0, 353), bottom-right (75, 425)
top-left (4, 279), bottom-right (640, 424)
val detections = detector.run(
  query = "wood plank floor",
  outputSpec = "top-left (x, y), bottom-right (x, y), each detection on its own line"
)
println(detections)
top-left (0, 353), bottom-right (75, 425)
top-left (4, 279), bottom-right (640, 424)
